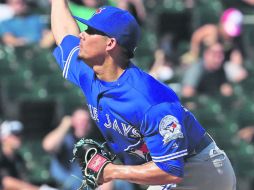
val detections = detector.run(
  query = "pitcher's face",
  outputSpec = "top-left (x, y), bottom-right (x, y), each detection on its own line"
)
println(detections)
top-left (78, 27), bottom-right (109, 66)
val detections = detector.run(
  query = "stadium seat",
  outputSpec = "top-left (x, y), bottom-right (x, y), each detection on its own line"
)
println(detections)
top-left (0, 45), bottom-right (19, 79)
top-left (1, 72), bottom-right (34, 102)
top-left (31, 48), bottom-right (59, 76)
top-left (20, 140), bottom-right (52, 184)
top-left (191, 0), bottom-right (223, 27)
top-left (59, 88), bottom-right (86, 114)
top-left (37, 73), bottom-right (72, 98)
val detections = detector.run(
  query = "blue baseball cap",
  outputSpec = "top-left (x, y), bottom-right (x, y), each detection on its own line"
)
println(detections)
top-left (74, 6), bottom-right (140, 58)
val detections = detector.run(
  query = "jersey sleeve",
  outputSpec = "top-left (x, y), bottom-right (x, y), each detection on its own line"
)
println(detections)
top-left (140, 102), bottom-right (188, 177)
top-left (53, 35), bottom-right (94, 86)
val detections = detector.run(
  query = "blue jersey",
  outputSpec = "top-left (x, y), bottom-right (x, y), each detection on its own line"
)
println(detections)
top-left (53, 35), bottom-right (206, 177)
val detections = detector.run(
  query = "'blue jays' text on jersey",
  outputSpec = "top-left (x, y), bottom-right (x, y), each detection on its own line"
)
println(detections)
top-left (53, 35), bottom-right (206, 177)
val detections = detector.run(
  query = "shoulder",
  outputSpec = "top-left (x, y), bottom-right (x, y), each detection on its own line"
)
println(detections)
top-left (60, 35), bottom-right (80, 45)
top-left (54, 35), bottom-right (80, 56)
top-left (127, 64), bottom-right (179, 105)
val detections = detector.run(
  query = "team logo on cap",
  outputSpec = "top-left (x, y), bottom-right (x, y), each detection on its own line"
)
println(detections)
top-left (159, 115), bottom-right (183, 145)
top-left (95, 7), bottom-right (106, 15)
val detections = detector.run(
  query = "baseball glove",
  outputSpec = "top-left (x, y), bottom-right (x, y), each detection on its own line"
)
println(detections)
top-left (72, 138), bottom-right (116, 190)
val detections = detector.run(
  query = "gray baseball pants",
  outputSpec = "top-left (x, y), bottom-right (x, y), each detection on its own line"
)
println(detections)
top-left (147, 142), bottom-right (236, 190)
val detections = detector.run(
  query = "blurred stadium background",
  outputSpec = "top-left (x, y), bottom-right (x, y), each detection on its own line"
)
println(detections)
top-left (0, 0), bottom-right (254, 189)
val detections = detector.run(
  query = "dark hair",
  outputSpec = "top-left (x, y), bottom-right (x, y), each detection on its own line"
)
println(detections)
top-left (121, 46), bottom-right (133, 59)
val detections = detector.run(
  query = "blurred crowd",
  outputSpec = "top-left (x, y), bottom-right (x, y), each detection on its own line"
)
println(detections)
top-left (0, 0), bottom-right (254, 190)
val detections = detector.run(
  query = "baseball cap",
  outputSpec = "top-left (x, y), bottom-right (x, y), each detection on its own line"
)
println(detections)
top-left (220, 8), bottom-right (243, 37)
top-left (0, 120), bottom-right (23, 138)
top-left (74, 6), bottom-right (140, 58)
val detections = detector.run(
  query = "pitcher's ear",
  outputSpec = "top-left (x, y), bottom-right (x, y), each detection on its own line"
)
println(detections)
top-left (106, 38), bottom-right (117, 51)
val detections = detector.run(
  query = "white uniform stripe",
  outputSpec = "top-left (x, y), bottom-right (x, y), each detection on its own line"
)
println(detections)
top-left (58, 45), bottom-right (67, 75)
top-left (62, 46), bottom-right (69, 77)
top-left (63, 46), bottom-right (79, 78)
top-left (152, 149), bottom-right (187, 160)
top-left (153, 152), bottom-right (188, 162)
top-left (59, 45), bottom-right (64, 63)
top-left (162, 184), bottom-right (173, 190)
top-left (65, 46), bottom-right (79, 78)
top-left (124, 140), bottom-right (142, 151)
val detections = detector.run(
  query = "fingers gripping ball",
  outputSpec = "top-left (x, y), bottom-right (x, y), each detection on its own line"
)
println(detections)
top-left (72, 139), bottom-right (116, 189)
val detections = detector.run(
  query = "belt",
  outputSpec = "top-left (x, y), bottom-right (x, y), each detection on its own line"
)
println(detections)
top-left (186, 133), bottom-right (213, 159)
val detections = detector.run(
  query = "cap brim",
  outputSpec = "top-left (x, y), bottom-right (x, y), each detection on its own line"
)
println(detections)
top-left (73, 16), bottom-right (91, 28)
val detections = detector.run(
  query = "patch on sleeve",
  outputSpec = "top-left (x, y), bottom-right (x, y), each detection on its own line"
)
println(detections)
top-left (159, 115), bottom-right (183, 144)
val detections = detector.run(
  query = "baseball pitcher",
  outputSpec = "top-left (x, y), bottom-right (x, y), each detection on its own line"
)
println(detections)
top-left (50, 1), bottom-right (236, 190)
